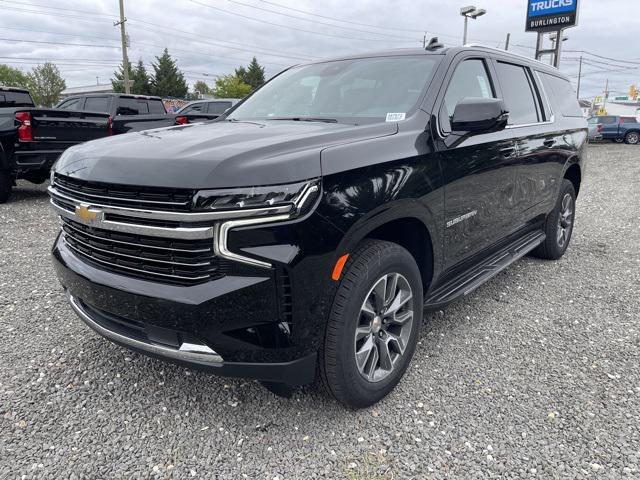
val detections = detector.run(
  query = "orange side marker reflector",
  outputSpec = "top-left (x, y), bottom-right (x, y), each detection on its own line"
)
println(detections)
top-left (331, 254), bottom-right (350, 281)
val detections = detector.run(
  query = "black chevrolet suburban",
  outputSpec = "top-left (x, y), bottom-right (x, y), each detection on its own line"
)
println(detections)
top-left (49, 45), bottom-right (586, 408)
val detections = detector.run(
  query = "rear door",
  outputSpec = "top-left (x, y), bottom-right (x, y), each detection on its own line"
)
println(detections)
top-left (491, 60), bottom-right (558, 223)
top-left (598, 116), bottom-right (618, 139)
top-left (434, 53), bottom-right (518, 269)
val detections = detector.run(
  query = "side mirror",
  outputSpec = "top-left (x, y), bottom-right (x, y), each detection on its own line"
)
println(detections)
top-left (451, 97), bottom-right (509, 134)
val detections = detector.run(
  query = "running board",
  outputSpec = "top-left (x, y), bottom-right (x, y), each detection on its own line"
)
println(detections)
top-left (424, 230), bottom-right (545, 309)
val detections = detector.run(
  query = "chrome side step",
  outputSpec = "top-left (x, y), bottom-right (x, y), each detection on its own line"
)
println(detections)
top-left (67, 293), bottom-right (223, 365)
top-left (425, 230), bottom-right (545, 309)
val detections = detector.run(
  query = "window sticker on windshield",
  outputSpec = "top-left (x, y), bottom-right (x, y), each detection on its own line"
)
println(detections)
top-left (477, 76), bottom-right (491, 98)
top-left (386, 112), bottom-right (406, 122)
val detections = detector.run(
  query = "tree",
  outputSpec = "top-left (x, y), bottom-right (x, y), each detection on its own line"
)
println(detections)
top-left (235, 58), bottom-right (265, 91)
top-left (212, 75), bottom-right (252, 98)
top-left (192, 80), bottom-right (210, 96)
top-left (0, 64), bottom-right (30, 89)
top-left (28, 63), bottom-right (66, 107)
top-left (112, 60), bottom-right (152, 95)
top-left (244, 57), bottom-right (266, 90)
top-left (151, 48), bottom-right (188, 98)
top-left (111, 62), bottom-right (135, 93)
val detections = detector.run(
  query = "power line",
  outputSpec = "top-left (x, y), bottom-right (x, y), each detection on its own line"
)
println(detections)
top-left (189, 0), bottom-right (419, 44)
top-left (0, 1), bottom-right (316, 62)
top-left (0, 37), bottom-right (119, 49)
top-left (222, 0), bottom-right (417, 40)
top-left (256, 0), bottom-right (425, 33)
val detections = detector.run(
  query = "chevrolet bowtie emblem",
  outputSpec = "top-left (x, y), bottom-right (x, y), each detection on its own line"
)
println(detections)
top-left (75, 204), bottom-right (103, 223)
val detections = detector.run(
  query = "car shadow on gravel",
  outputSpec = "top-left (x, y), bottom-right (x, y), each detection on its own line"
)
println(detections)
top-left (5, 182), bottom-right (49, 203)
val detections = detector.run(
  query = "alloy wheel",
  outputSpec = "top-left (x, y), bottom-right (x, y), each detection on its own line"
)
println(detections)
top-left (354, 273), bottom-right (414, 383)
top-left (557, 193), bottom-right (574, 248)
top-left (627, 132), bottom-right (639, 144)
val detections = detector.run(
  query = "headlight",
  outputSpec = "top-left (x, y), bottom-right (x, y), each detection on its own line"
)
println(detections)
top-left (195, 179), bottom-right (320, 269)
top-left (193, 179), bottom-right (320, 216)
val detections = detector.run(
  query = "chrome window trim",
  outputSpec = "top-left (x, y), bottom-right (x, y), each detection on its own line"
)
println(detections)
top-left (68, 294), bottom-right (223, 364)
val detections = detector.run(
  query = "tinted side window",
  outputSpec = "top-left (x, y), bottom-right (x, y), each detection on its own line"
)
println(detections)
top-left (208, 101), bottom-right (232, 114)
top-left (599, 116), bottom-right (616, 124)
top-left (540, 73), bottom-right (583, 118)
top-left (116, 98), bottom-right (149, 115)
top-left (58, 98), bottom-right (82, 110)
top-left (184, 103), bottom-right (206, 113)
top-left (0, 91), bottom-right (34, 107)
top-left (496, 62), bottom-right (539, 125)
top-left (441, 59), bottom-right (495, 133)
top-left (84, 96), bottom-right (109, 113)
top-left (148, 100), bottom-right (166, 114)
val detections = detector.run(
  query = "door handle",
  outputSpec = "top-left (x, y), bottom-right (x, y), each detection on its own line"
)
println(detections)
top-left (543, 139), bottom-right (555, 147)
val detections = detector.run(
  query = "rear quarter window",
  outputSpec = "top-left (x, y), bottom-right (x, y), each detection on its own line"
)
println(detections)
top-left (0, 91), bottom-right (34, 108)
top-left (148, 100), bottom-right (166, 114)
top-left (540, 73), bottom-right (583, 118)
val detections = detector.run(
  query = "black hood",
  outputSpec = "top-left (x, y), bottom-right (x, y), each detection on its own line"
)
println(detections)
top-left (54, 120), bottom-right (397, 189)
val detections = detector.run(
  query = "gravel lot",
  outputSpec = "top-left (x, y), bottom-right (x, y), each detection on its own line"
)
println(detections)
top-left (1, 143), bottom-right (639, 479)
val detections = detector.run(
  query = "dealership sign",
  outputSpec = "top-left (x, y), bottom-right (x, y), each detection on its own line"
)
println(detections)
top-left (526, 0), bottom-right (579, 32)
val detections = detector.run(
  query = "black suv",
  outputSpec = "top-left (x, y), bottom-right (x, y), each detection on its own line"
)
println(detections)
top-left (49, 45), bottom-right (586, 408)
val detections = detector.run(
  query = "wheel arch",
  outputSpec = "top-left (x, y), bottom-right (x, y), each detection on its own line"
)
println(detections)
top-left (334, 202), bottom-right (438, 294)
top-left (564, 162), bottom-right (582, 198)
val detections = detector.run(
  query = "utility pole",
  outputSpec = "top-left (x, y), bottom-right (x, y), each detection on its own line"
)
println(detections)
top-left (576, 54), bottom-right (582, 99)
top-left (602, 78), bottom-right (609, 113)
top-left (114, 0), bottom-right (131, 94)
top-left (423, 32), bottom-right (427, 48)
top-left (504, 33), bottom-right (510, 50)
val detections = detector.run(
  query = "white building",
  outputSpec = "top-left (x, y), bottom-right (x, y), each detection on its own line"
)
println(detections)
top-left (60, 84), bottom-right (114, 98)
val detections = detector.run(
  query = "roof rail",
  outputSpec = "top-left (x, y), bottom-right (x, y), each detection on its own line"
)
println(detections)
top-left (463, 43), bottom-right (556, 69)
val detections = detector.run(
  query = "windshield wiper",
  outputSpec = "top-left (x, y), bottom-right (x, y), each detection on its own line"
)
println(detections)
top-left (268, 117), bottom-right (338, 123)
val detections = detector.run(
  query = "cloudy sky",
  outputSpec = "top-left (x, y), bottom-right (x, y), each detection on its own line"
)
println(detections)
top-left (1, 0), bottom-right (638, 99)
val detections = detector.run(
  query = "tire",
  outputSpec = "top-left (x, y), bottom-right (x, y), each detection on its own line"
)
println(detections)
top-left (624, 131), bottom-right (639, 145)
top-left (319, 240), bottom-right (423, 408)
top-left (0, 170), bottom-right (12, 204)
top-left (532, 179), bottom-right (576, 260)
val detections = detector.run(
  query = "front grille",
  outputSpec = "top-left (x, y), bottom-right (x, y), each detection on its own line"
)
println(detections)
top-left (54, 174), bottom-right (194, 212)
top-left (61, 217), bottom-right (224, 285)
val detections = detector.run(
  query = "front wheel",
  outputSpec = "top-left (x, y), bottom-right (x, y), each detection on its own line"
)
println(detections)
top-left (624, 131), bottom-right (639, 145)
top-left (319, 240), bottom-right (423, 408)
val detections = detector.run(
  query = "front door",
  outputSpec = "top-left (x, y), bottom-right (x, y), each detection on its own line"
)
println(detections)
top-left (433, 55), bottom-right (517, 270)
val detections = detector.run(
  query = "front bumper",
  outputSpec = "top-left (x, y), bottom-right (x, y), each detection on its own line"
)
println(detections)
top-left (52, 235), bottom-right (318, 386)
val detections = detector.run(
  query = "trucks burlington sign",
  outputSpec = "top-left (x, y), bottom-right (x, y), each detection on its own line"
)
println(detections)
top-left (526, 0), bottom-right (579, 32)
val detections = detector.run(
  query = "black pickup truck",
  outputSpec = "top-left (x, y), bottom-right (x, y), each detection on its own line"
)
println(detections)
top-left (1, 86), bottom-right (111, 202)
top-left (56, 93), bottom-right (206, 134)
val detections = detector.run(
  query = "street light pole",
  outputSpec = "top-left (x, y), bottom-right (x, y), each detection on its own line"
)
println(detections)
top-left (460, 6), bottom-right (486, 45)
top-left (463, 15), bottom-right (469, 45)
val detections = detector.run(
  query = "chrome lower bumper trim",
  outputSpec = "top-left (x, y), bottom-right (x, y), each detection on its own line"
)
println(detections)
top-left (68, 294), bottom-right (224, 365)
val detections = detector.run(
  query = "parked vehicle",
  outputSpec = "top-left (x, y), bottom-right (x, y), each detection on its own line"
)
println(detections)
top-left (56, 93), bottom-right (198, 134)
top-left (49, 45), bottom-right (586, 407)
top-left (177, 98), bottom-right (240, 121)
top-left (587, 115), bottom-right (640, 144)
top-left (0, 86), bottom-right (110, 203)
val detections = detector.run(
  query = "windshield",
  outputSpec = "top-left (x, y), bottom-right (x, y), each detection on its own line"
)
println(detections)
top-left (228, 55), bottom-right (440, 123)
